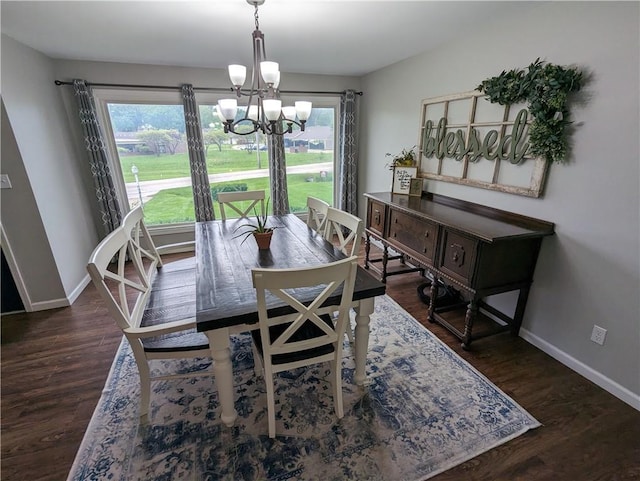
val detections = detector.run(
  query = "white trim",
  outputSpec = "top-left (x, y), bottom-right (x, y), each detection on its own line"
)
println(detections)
top-left (68, 274), bottom-right (91, 305)
top-left (519, 327), bottom-right (640, 411)
top-left (30, 297), bottom-right (70, 311)
top-left (0, 223), bottom-right (33, 312)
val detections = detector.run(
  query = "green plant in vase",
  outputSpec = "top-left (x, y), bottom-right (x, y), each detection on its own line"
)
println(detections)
top-left (233, 198), bottom-right (277, 249)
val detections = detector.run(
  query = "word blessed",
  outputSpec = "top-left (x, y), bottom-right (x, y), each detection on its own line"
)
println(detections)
top-left (422, 108), bottom-right (531, 164)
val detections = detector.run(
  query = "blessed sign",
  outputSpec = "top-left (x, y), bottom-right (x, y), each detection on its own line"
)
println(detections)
top-left (417, 91), bottom-right (549, 198)
top-left (423, 109), bottom-right (530, 164)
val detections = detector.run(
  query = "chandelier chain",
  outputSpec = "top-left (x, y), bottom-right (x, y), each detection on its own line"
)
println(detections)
top-left (254, 4), bottom-right (260, 30)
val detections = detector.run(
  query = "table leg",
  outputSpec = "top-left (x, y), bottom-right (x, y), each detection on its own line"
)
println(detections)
top-left (353, 298), bottom-right (375, 385)
top-left (206, 328), bottom-right (237, 426)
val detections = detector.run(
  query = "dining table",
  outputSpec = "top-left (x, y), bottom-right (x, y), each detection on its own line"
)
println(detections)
top-left (195, 214), bottom-right (387, 426)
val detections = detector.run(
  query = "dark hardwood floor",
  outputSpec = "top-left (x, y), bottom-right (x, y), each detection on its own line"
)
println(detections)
top-left (2, 250), bottom-right (639, 480)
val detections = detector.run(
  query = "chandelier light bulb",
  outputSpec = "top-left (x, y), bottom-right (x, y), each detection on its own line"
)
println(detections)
top-left (295, 101), bottom-right (312, 121)
top-left (281, 105), bottom-right (296, 121)
top-left (228, 64), bottom-right (247, 87)
top-left (263, 99), bottom-right (282, 121)
top-left (215, 104), bottom-right (227, 122)
top-left (260, 61), bottom-right (280, 85)
top-left (218, 99), bottom-right (238, 121)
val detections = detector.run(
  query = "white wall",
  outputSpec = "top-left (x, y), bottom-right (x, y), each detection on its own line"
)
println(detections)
top-left (360, 2), bottom-right (639, 407)
top-left (1, 35), bottom-right (97, 308)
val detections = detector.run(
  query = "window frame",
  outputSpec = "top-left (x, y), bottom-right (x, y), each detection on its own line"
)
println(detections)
top-left (93, 87), bottom-right (341, 236)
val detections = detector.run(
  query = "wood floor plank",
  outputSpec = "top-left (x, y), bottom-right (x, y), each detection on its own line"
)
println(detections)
top-left (1, 250), bottom-right (638, 481)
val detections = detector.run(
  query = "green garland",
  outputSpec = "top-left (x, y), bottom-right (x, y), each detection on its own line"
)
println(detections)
top-left (477, 58), bottom-right (583, 163)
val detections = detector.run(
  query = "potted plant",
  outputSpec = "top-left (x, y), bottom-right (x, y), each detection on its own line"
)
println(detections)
top-left (233, 199), bottom-right (277, 250)
top-left (385, 145), bottom-right (417, 169)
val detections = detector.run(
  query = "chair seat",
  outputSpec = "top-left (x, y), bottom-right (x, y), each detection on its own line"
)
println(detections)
top-left (251, 314), bottom-right (335, 365)
top-left (143, 330), bottom-right (209, 353)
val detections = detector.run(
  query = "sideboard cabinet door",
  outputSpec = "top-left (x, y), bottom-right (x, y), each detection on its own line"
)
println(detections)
top-left (367, 200), bottom-right (387, 237)
top-left (438, 229), bottom-right (478, 284)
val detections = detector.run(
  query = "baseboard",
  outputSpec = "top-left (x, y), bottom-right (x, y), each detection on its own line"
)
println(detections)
top-left (519, 327), bottom-right (640, 411)
top-left (28, 275), bottom-right (90, 312)
top-left (30, 297), bottom-right (70, 311)
top-left (68, 274), bottom-right (91, 305)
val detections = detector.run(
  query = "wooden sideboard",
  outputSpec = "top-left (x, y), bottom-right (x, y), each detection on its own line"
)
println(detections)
top-left (363, 192), bottom-right (554, 349)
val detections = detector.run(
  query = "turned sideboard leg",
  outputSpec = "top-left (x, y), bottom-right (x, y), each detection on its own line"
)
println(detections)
top-left (364, 233), bottom-right (371, 269)
top-left (427, 276), bottom-right (437, 323)
top-left (461, 299), bottom-right (478, 350)
top-left (381, 244), bottom-right (389, 283)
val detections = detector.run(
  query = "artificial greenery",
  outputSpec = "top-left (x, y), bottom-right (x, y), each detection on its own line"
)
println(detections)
top-left (477, 58), bottom-right (583, 163)
top-left (386, 145), bottom-right (417, 168)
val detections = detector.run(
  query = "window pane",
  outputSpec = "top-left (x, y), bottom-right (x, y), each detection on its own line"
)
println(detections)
top-left (200, 105), bottom-right (270, 219)
top-left (199, 104), bottom-right (335, 218)
top-left (106, 103), bottom-right (192, 226)
top-left (284, 107), bottom-right (334, 213)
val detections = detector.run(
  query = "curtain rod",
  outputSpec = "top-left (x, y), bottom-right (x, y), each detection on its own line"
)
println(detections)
top-left (53, 80), bottom-right (363, 96)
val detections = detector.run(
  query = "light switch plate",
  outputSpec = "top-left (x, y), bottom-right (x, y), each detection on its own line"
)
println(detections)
top-left (0, 174), bottom-right (12, 189)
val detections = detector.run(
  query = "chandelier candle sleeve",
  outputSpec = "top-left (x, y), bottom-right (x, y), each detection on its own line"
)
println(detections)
top-left (218, 0), bottom-right (311, 136)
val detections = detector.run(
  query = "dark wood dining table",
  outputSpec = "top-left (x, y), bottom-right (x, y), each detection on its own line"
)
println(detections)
top-left (196, 214), bottom-right (386, 426)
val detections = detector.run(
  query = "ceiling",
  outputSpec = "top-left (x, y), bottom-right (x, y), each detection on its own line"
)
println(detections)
top-left (1, 1), bottom-right (530, 77)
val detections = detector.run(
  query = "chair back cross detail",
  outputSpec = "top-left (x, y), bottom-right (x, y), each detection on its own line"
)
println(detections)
top-left (323, 207), bottom-right (364, 257)
top-left (217, 190), bottom-right (266, 220)
top-left (306, 196), bottom-right (330, 233)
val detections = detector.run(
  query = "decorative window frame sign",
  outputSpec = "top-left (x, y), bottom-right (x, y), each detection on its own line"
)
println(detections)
top-left (392, 166), bottom-right (417, 195)
top-left (417, 90), bottom-right (549, 198)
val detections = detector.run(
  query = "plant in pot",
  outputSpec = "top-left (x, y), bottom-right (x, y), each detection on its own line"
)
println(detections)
top-left (385, 145), bottom-right (417, 169)
top-left (233, 199), bottom-right (277, 250)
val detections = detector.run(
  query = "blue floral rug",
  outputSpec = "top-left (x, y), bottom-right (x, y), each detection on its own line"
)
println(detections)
top-left (68, 295), bottom-right (539, 481)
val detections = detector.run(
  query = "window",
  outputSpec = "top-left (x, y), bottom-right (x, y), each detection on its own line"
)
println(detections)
top-left (95, 88), bottom-right (339, 230)
top-left (197, 93), bottom-right (337, 217)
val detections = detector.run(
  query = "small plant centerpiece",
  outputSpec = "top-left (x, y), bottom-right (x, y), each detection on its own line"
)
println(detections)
top-left (385, 145), bottom-right (417, 169)
top-left (233, 199), bottom-right (277, 250)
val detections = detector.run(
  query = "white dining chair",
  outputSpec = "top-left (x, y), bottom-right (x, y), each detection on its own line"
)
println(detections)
top-left (251, 256), bottom-right (358, 438)
top-left (87, 207), bottom-right (210, 420)
top-left (323, 207), bottom-right (364, 343)
top-left (217, 190), bottom-right (265, 220)
top-left (306, 196), bottom-right (330, 233)
top-left (323, 207), bottom-right (364, 257)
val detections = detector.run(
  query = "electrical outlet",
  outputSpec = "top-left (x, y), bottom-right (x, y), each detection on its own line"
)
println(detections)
top-left (591, 325), bottom-right (607, 345)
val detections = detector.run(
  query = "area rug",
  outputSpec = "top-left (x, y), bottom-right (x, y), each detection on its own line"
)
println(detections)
top-left (67, 295), bottom-right (540, 481)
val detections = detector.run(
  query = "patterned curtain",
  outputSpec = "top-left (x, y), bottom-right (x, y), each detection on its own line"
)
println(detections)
top-left (338, 90), bottom-right (359, 215)
top-left (181, 84), bottom-right (215, 221)
top-left (267, 128), bottom-right (290, 215)
top-left (72, 79), bottom-right (122, 236)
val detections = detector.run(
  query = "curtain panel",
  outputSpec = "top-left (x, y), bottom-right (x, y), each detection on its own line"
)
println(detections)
top-left (72, 79), bottom-right (123, 236)
top-left (338, 90), bottom-right (359, 215)
top-left (267, 129), bottom-right (290, 215)
top-left (181, 84), bottom-right (215, 221)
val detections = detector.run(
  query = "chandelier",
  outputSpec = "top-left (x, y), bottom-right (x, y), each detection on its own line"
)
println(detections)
top-left (217, 0), bottom-right (312, 136)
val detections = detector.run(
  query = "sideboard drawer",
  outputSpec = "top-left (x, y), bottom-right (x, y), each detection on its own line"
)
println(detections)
top-left (368, 200), bottom-right (387, 237)
top-left (388, 209), bottom-right (437, 265)
top-left (439, 229), bottom-right (477, 283)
